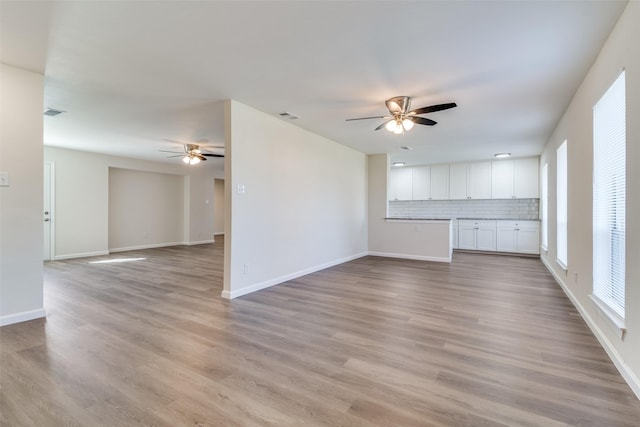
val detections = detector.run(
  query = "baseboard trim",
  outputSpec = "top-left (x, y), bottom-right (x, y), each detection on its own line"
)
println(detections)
top-left (0, 308), bottom-right (46, 327)
top-left (367, 251), bottom-right (451, 263)
top-left (109, 242), bottom-right (185, 253)
top-left (187, 239), bottom-right (215, 246)
top-left (541, 256), bottom-right (640, 400)
top-left (54, 250), bottom-right (109, 260)
top-left (221, 252), bottom-right (368, 299)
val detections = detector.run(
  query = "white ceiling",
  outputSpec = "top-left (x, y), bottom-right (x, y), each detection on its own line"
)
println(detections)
top-left (1, 1), bottom-right (628, 169)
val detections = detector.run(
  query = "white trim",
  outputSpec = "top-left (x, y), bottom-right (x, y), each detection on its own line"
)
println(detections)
top-left (367, 251), bottom-right (451, 263)
top-left (0, 308), bottom-right (46, 327)
top-left (555, 258), bottom-right (568, 271)
top-left (589, 293), bottom-right (626, 334)
top-left (541, 256), bottom-right (640, 400)
top-left (109, 242), bottom-right (185, 253)
top-left (187, 239), bottom-right (215, 246)
top-left (221, 252), bottom-right (368, 299)
top-left (214, 232), bottom-right (224, 236)
top-left (53, 250), bottom-right (110, 260)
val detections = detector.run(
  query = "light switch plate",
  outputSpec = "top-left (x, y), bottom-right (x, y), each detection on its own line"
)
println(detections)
top-left (0, 172), bottom-right (9, 187)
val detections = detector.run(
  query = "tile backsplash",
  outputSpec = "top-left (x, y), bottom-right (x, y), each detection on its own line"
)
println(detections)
top-left (389, 198), bottom-right (540, 220)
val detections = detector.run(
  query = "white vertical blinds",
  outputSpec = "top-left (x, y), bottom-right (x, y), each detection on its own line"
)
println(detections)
top-left (593, 70), bottom-right (626, 318)
top-left (541, 163), bottom-right (548, 249)
top-left (556, 141), bottom-right (568, 268)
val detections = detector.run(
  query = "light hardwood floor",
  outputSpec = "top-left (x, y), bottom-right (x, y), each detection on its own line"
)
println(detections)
top-left (1, 237), bottom-right (639, 426)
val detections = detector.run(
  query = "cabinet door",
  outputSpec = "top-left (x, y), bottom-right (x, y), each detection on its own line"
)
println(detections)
top-left (476, 225), bottom-right (497, 251)
top-left (496, 221), bottom-right (517, 252)
top-left (515, 222), bottom-right (540, 254)
top-left (514, 158), bottom-right (539, 198)
top-left (390, 167), bottom-right (413, 200)
top-left (458, 222), bottom-right (476, 249)
top-left (412, 166), bottom-right (430, 200)
top-left (389, 168), bottom-right (399, 200)
top-left (491, 160), bottom-right (515, 199)
top-left (430, 164), bottom-right (450, 200)
top-left (469, 161), bottom-right (492, 199)
top-left (449, 163), bottom-right (468, 200)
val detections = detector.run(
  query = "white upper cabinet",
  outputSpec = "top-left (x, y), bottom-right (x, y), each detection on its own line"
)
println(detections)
top-left (411, 166), bottom-right (431, 200)
top-left (514, 158), bottom-right (539, 198)
top-left (450, 162), bottom-right (491, 199)
top-left (491, 160), bottom-right (515, 199)
top-left (389, 167), bottom-right (413, 201)
top-left (430, 164), bottom-right (450, 200)
top-left (491, 157), bottom-right (539, 199)
top-left (389, 157), bottom-right (538, 202)
top-left (468, 161), bottom-right (492, 199)
top-left (449, 163), bottom-right (468, 200)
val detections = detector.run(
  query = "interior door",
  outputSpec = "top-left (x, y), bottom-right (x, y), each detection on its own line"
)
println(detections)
top-left (43, 163), bottom-right (52, 260)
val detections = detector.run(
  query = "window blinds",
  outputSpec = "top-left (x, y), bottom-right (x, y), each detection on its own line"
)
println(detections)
top-left (556, 141), bottom-right (568, 268)
top-left (541, 163), bottom-right (548, 249)
top-left (593, 71), bottom-right (626, 318)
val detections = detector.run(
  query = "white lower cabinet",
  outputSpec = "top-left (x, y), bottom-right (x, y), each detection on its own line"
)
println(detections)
top-left (458, 220), bottom-right (496, 251)
top-left (496, 221), bottom-right (540, 254)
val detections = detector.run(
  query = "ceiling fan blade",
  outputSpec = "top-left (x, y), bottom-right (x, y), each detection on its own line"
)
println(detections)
top-left (166, 155), bottom-right (184, 158)
top-left (374, 119), bottom-right (394, 131)
top-left (409, 102), bottom-right (457, 115)
top-left (346, 115), bottom-right (388, 121)
top-left (411, 116), bottom-right (437, 126)
top-left (201, 153), bottom-right (224, 158)
top-left (159, 150), bottom-right (183, 154)
top-left (197, 154), bottom-right (207, 161)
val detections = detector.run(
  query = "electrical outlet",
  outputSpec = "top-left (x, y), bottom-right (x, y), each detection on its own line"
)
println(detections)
top-left (243, 264), bottom-right (249, 275)
top-left (574, 272), bottom-right (578, 284)
top-left (0, 172), bottom-right (9, 187)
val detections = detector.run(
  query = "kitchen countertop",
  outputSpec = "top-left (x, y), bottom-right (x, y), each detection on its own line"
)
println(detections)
top-left (385, 217), bottom-right (451, 221)
top-left (386, 217), bottom-right (540, 221)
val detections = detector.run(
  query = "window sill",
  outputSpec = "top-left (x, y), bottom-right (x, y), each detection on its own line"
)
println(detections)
top-left (589, 294), bottom-right (626, 340)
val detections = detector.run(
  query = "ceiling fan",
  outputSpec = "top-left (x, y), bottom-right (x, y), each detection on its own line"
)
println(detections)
top-left (159, 140), bottom-right (224, 165)
top-left (346, 96), bottom-right (457, 134)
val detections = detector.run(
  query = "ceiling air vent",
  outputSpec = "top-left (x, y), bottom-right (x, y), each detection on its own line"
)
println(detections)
top-left (44, 108), bottom-right (65, 117)
top-left (278, 112), bottom-right (299, 120)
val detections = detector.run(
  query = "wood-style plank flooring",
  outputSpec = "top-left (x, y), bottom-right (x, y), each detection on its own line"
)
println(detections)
top-left (1, 237), bottom-right (639, 426)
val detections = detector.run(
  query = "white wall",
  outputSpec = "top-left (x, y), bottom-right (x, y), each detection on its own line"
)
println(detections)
top-left (109, 168), bottom-right (185, 251)
top-left (540, 1), bottom-right (640, 397)
top-left (0, 64), bottom-right (45, 326)
top-left (223, 100), bottom-right (367, 298)
top-left (213, 178), bottom-right (224, 235)
top-left (44, 146), bottom-right (217, 259)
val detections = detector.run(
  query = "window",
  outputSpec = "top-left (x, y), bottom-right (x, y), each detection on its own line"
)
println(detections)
top-left (556, 141), bottom-right (567, 268)
top-left (593, 70), bottom-right (626, 320)
top-left (541, 163), bottom-right (548, 250)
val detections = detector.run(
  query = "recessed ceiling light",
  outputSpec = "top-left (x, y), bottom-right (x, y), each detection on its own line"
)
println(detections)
top-left (494, 153), bottom-right (511, 158)
top-left (400, 146), bottom-right (412, 150)
top-left (392, 162), bottom-right (406, 167)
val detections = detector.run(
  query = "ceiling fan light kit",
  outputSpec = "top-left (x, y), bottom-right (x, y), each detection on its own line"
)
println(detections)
top-left (346, 95), bottom-right (457, 135)
top-left (159, 140), bottom-right (225, 165)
